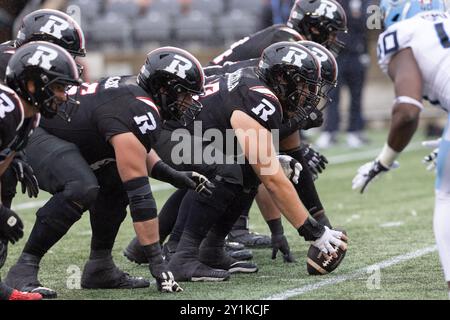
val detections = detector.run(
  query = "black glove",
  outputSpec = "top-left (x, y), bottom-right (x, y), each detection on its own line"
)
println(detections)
top-left (151, 160), bottom-right (215, 197)
top-left (271, 234), bottom-right (296, 263)
top-left (143, 243), bottom-right (183, 293)
top-left (301, 144), bottom-right (328, 180)
top-left (267, 218), bottom-right (295, 263)
top-left (0, 205), bottom-right (24, 244)
top-left (10, 152), bottom-right (39, 198)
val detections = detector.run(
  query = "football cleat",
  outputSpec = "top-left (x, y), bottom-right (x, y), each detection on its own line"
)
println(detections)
top-left (81, 257), bottom-right (149, 289)
top-left (8, 289), bottom-right (42, 300)
top-left (227, 229), bottom-right (271, 248)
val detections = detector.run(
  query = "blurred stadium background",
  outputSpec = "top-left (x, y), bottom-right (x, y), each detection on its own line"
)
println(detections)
top-left (1, 0), bottom-right (446, 135)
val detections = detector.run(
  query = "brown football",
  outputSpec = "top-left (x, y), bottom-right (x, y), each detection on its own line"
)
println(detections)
top-left (307, 229), bottom-right (347, 275)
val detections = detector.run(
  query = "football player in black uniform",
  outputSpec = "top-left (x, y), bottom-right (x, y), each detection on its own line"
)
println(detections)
top-left (4, 47), bottom-right (211, 297)
top-left (124, 41), bottom-right (339, 265)
top-left (0, 9), bottom-right (86, 210)
top-left (149, 42), bottom-right (347, 281)
top-left (205, 0), bottom-right (346, 248)
top-left (209, 0), bottom-right (347, 67)
top-left (0, 41), bottom-right (81, 300)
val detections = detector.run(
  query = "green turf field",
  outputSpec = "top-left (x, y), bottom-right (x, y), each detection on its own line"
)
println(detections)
top-left (2, 130), bottom-right (447, 300)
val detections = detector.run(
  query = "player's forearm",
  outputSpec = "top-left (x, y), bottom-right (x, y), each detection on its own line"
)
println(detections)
top-left (259, 169), bottom-right (308, 228)
top-left (146, 149), bottom-right (162, 176)
top-left (387, 104), bottom-right (420, 152)
top-left (255, 184), bottom-right (282, 222)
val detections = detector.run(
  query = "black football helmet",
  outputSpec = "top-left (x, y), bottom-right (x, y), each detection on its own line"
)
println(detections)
top-left (137, 46), bottom-right (205, 125)
top-left (15, 9), bottom-right (86, 57)
top-left (299, 40), bottom-right (337, 110)
top-left (287, 0), bottom-right (347, 56)
top-left (257, 41), bottom-right (322, 121)
top-left (15, 9), bottom-right (86, 75)
top-left (5, 41), bottom-right (82, 118)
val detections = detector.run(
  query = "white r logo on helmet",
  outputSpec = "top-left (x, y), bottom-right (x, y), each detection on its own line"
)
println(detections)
top-left (164, 54), bottom-right (193, 79)
top-left (282, 47), bottom-right (308, 67)
top-left (27, 45), bottom-right (58, 70)
top-left (315, 0), bottom-right (338, 19)
top-left (40, 15), bottom-right (70, 39)
top-left (310, 47), bottom-right (328, 63)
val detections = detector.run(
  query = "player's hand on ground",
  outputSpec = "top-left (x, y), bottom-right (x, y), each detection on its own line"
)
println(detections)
top-left (271, 234), bottom-right (296, 263)
top-left (155, 271), bottom-right (183, 293)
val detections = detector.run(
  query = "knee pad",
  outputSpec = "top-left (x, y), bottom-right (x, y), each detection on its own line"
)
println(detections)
top-left (63, 180), bottom-right (99, 210)
top-left (36, 193), bottom-right (84, 234)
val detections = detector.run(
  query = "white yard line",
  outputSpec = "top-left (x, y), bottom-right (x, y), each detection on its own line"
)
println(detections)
top-left (263, 245), bottom-right (437, 300)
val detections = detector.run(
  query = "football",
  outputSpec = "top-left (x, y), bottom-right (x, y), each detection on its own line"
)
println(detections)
top-left (307, 230), bottom-right (347, 275)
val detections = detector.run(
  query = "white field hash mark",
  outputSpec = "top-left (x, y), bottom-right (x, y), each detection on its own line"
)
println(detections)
top-left (263, 245), bottom-right (437, 300)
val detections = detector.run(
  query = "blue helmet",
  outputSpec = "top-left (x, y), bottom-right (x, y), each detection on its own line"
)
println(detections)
top-left (381, 0), bottom-right (447, 28)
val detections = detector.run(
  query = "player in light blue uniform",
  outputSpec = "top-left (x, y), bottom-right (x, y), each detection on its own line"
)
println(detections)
top-left (352, 0), bottom-right (450, 298)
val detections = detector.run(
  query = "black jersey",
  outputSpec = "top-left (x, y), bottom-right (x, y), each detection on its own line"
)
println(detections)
top-left (0, 83), bottom-right (39, 158)
top-left (208, 24), bottom-right (304, 66)
top-left (0, 41), bottom-right (16, 82)
top-left (195, 67), bottom-right (283, 134)
top-left (40, 76), bottom-right (162, 167)
top-left (203, 59), bottom-right (258, 77)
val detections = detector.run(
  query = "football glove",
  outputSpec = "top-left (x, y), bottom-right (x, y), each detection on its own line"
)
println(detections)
top-left (277, 155), bottom-right (302, 184)
top-left (422, 139), bottom-right (441, 171)
top-left (311, 226), bottom-right (347, 258)
top-left (0, 205), bottom-right (24, 244)
top-left (301, 144), bottom-right (328, 180)
top-left (271, 234), bottom-right (296, 263)
top-left (155, 271), bottom-right (183, 293)
top-left (10, 152), bottom-right (39, 198)
top-left (151, 160), bottom-right (214, 197)
top-left (352, 160), bottom-right (399, 194)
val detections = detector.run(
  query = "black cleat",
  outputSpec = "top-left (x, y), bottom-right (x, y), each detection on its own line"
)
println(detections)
top-left (227, 229), bottom-right (271, 248)
top-left (224, 241), bottom-right (253, 260)
top-left (81, 257), bottom-right (149, 289)
top-left (168, 252), bottom-right (230, 282)
top-left (123, 237), bottom-right (148, 265)
top-left (4, 262), bottom-right (57, 299)
top-left (227, 249), bottom-right (253, 261)
top-left (199, 246), bottom-right (258, 274)
top-left (225, 241), bottom-right (245, 251)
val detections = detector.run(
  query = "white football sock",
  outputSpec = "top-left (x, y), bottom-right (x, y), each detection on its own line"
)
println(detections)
top-left (433, 192), bottom-right (450, 282)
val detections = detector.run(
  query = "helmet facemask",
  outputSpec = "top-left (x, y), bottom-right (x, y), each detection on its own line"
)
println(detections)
top-left (154, 75), bottom-right (203, 126)
top-left (22, 70), bottom-right (81, 119)
top-left (270, 65), bottom-right (321, 121)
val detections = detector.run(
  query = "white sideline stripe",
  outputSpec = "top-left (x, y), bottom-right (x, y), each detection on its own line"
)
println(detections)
top-left (11, 183), bottom-right (175, 211)
top-left (263, 245), bottom-right (437, 300)
top-left (11, 143), bottom-right (424, 211)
